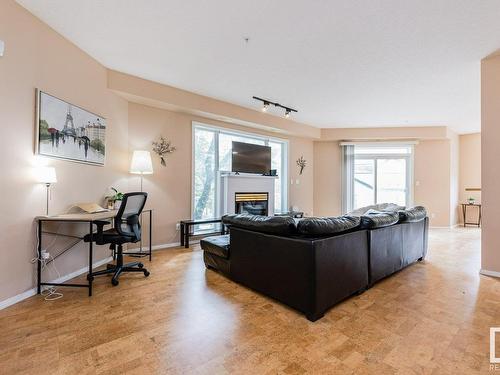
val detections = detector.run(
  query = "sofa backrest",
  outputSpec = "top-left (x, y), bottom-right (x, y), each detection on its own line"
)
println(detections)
top-left (223, 206), bottom-right (427, 238)
top-left (348, 203), bottom-right (405, 216)
top-left (360, 210), bottom-right (400, 229)
top-left (296, 216), bottom-right (360, 236)
top-left (398, 206), bottom-right (427, 223)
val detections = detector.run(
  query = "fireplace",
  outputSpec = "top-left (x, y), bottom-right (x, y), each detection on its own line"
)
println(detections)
top-left (235, 192), bottom-right (269, 216)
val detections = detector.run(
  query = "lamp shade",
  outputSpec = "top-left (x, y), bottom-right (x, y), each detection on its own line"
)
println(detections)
top-left (35, 166), bottom-right (57, 184)
top-left (130, 150), bottom-right (153, 174)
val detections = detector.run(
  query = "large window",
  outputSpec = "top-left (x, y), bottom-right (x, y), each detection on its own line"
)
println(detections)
top-left (192, 123), bottom-right (288, 220)
top-left (342, 143), bottom-right (414, 213)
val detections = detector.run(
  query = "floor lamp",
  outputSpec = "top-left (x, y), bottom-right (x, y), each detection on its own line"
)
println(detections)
top-left (36, 166), bottom-right (57, 216)
top-left (130, 150), bottom-right (153, 256)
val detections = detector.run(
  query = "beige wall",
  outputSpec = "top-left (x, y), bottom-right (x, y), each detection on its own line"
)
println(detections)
top-left (414, 140), bottom-right (452, 226)
top-left (321, 126), bottom-right (449, 141)
top-left (0, 1), bottom-right (129, 301)
top-left (481, 54), bottom-right (500, 275)
top-left (313, 141), bottom-right (342, 217)
top-left (127, 103), bottom-right (315, 246)
top-left (449, 131), bottom-right (460, 226)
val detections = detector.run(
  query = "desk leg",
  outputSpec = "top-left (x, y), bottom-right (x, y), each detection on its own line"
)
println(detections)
top-left (88, 221), bottom-right (93, 297)
top-left (37, 220), bottom-right (42, 295)
top-left (149, 210), bottom-right (152, 262)
top-left (185, 224), bottom-right (189, 248)
top-left (478, 206), bottom-right (482, 227)
top-left (463, 205), bottom-right (467, 227)
top-left (180, 223), bottom-right (184, 247)
top-left (139, 213), bottom-right (143, 254)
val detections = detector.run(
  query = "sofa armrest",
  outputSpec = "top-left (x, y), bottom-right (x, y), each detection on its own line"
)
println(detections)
top-left (313, 230), bottom-right (369, 315)
top-left (229, 228), bottom-right (315, 316)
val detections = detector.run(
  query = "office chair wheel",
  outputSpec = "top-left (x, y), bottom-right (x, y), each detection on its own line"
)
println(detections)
top-left (111, 279), bottom-right (119, 286)
top-left (138, 263), bottom-right (144, 269)
top-left (144, 270), bottom-right (150, 277)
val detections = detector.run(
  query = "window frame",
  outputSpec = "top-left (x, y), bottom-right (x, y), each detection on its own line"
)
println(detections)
top-left (191, 122), bottom-right (289, 219)
top-left (342, 142), bottom-right (415, 213)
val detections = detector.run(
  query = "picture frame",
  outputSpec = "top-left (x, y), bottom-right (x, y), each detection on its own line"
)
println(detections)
top-left (35, 89), bottom-right (106, 166)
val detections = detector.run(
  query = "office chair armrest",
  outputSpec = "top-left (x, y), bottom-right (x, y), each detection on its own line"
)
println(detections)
top-left (92, 220), bottom-right (111, 243)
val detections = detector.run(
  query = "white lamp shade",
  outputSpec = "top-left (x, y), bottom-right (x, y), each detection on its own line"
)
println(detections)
top-left (130, 150), bottom-right (153, 174)
top-left (36, 166), bottom-right (57, 184)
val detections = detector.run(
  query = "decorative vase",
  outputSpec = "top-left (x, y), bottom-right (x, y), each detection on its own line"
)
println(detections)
top-left (106, 199), bottom-right (114, 210)
top-left (114, 200), bottom-right (122, 210)
top-left (468, 198), bottom-right (475, 205)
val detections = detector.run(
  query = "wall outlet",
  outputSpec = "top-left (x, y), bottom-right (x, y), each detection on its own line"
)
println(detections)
top-left (295, 179), bottom-right (300, 185)
top-left (175, 223), bottom-right (180, 231)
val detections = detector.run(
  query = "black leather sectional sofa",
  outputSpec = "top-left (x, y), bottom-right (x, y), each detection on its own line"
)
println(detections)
top-left (201, 205), bottom-right (428, 321)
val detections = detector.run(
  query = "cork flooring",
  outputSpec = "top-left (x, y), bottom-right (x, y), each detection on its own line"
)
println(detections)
top-left (0, 227), bottom-right (498, 374)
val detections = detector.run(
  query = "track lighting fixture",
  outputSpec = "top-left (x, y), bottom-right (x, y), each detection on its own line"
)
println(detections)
top-left (252, 96), bottom-right (298, 119)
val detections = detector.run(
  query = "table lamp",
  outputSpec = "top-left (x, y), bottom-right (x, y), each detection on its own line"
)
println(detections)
top-left (130, 150), bottom-right (153, 192)
top-left (36, 166), bottom-right (57, 215)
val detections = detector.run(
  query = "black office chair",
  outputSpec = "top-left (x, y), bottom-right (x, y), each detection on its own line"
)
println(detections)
top-left (85, 192), bottom-right (150, 286)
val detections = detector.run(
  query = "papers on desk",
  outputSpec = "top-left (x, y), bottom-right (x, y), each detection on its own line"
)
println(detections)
top-left (71, 203), bottom-right (109, 214)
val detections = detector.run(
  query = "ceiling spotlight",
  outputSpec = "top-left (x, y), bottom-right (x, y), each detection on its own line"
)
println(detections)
top-left (252, 96), bottom-right (298, 118)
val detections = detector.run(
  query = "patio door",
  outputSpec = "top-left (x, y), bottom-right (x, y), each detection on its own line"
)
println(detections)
top-left (344, 144), bottom-right (414, 212)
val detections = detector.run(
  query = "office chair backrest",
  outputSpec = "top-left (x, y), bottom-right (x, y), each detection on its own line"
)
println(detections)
top-left (115, 192), bottom-right (148, 241)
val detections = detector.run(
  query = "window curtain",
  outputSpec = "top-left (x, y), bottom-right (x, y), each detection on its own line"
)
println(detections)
top-left (341, 144), bottom-right (355, 214)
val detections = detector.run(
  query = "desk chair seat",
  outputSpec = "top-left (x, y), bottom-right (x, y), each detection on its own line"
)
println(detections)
top-left (84, 193), bottom-right (150, 286)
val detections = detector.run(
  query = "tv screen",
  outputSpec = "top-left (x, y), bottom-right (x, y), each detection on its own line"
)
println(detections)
top-left (231, 141), bottom-right (271, 174)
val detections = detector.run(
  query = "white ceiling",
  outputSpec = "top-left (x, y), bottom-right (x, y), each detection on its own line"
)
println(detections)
top-left (17, 0), bottom-right (500, 133)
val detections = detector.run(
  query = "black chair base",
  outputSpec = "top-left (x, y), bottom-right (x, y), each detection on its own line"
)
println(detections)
top-left (88, 245), bottom-right (150, 286)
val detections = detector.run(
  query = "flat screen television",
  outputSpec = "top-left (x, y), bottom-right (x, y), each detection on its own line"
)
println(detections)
top-left (231, 141), bottom-right (271, 175)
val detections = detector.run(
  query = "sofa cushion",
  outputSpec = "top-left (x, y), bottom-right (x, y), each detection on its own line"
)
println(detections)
top-left (222, 214), bottom-right (297, 235)
top-left (297, 216), bottom-right (360, 236)
top-left (200, 234), bottom-right (230, 259)
top-left (360, 210), bottom-right (399, 229)
top-left (349, 203), bottom-right (405, 217)
top-left (398, 206), bottom-right (427, 223)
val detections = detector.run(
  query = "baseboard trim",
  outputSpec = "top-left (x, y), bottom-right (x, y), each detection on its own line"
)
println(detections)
top-left (0, 256), bottom-right (112, 311)
top-left (0, 289), bottom-right (37, 311)
top-left (480, 269), bottom-right (500, 278)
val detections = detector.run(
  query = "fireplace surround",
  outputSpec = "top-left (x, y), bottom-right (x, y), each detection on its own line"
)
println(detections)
top-left (235, 192), bottom-right (269, 216)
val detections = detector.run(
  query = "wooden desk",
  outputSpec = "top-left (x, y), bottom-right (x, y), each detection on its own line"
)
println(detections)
top-left (35, 209), bottom-right (152, 296)
top-left (460, 203), bottom-right (481, 227)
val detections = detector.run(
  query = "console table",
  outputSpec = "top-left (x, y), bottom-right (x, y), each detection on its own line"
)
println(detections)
top-left (179, 218), bottom-right (226, 248)
top-left (461, 203), bottom-right (481, 227)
